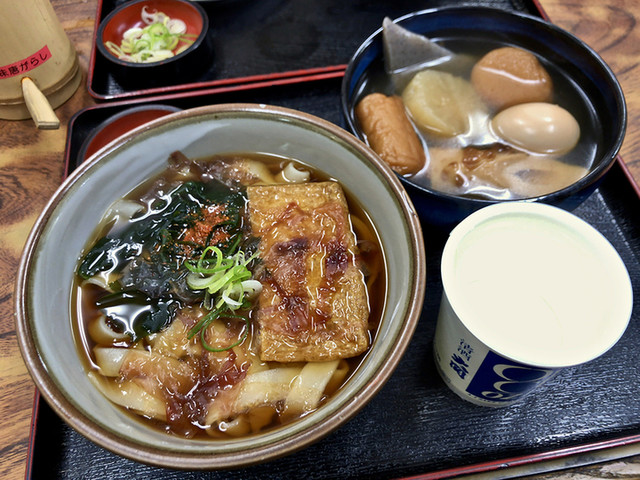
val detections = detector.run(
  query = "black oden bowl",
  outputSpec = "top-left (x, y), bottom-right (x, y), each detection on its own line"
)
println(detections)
top-left (341, 7), bottom-right (626, 229)
top-left (96, 0), bottom-right (211, 88)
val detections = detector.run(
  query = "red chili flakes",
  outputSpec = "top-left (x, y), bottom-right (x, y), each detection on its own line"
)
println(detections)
top-left (182, 204), bottom-right (230, 249)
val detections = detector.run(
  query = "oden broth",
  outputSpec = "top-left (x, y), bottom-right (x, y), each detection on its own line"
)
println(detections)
top-left (355, 36), bottom-right (600, 200)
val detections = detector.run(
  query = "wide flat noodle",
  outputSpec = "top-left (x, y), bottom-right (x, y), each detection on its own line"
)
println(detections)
top-left (205, 362), bottom-right (342, 428)
top-left (88, 371), bottom-right (167, 420)
top-left (235, 367), bottom-right (302, 410)
top-left (204, 366), bottom-right (301, 427)
top-left (285, 360), bottom-right (340, 415)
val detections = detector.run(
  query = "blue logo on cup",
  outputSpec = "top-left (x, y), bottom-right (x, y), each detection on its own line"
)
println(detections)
top-left (466, 351), bottom-right (557, 402)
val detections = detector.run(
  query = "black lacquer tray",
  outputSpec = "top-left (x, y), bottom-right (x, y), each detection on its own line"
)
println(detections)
top-left (26, 73), bottom-right (640, 479)
top-left (87, 0), bottom-right (541, 100)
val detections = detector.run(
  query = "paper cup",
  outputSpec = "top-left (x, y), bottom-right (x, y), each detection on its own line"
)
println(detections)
top-left (433, 202), bottom-right (633, 407)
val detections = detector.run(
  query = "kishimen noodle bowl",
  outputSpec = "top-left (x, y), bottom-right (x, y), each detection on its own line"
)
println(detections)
top-left (16, 104), bottom-right (425, 468)
top-left (74, 151), bottom-right (385, 439)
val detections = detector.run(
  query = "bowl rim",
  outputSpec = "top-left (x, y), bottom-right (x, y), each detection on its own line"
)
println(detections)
top-left (341, 5), bottom-right (627, 206)
top-left (96, 0), bottom-right (209, 69)
top-left (15, 103), bottom-right (426, 469)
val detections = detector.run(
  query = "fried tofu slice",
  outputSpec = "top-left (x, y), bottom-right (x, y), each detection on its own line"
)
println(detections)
top-left (247, 182), bottom-right (370, 362)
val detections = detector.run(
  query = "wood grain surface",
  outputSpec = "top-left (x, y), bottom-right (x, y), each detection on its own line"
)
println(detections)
top-left (540, 0), bottom-right (640, 185)
top-left (0, 3), bottom-right (96, 480)
top-left (0, 1), bottom-right (637, 479)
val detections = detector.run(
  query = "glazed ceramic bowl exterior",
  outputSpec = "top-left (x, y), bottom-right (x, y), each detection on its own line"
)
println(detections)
top-left (341, 6), bottom-right (626, 229)
top-left (15, 104), bottom-right (426, 469)
top-left (96, 0), bottom-right (211, 88)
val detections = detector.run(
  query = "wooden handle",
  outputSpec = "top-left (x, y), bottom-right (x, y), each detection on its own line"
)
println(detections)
top-left (21, 77), bottom-right (60, 130)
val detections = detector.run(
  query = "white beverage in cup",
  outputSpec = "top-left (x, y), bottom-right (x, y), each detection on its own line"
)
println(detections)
top-left (433, 202), bottom-right (633, 407)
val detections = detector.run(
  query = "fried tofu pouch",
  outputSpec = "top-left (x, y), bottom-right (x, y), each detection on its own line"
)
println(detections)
top-left (247, 182), bottom-right (370, 362)
top-left (355, 93), bottom-right (425, 175)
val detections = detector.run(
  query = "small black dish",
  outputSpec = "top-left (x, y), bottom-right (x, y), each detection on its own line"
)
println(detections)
top-left (96, 0), bottom-right (212, 89)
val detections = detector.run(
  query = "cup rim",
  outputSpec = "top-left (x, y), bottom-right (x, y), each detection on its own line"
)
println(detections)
top-left (440, 201), bottom-right (633, 368)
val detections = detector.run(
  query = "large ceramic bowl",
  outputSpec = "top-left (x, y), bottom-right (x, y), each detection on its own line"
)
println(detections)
top-left (15, 104), bottom-right (425, 469)
top-left (342, 7), bottom-right (626, 228)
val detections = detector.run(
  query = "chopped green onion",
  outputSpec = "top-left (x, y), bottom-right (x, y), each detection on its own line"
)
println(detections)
top-left (105, 8), bottom-right (197, 64)
top-left (185, 245), bottom-right (262, 351)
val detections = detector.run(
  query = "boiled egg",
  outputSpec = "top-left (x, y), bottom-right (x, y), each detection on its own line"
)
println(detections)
top-left (491, 102), bottom-right (580, 155)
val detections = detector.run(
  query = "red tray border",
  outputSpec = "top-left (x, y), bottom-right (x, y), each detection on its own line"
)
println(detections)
top-left (28, 0), bottom-right (640, 477)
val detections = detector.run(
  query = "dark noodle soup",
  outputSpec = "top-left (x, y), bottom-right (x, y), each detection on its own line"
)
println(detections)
top-left (72, 151), bottom-right (385, 439)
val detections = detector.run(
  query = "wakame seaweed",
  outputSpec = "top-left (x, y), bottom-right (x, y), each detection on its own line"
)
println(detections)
top-left (77, 179), bottom-right (247, 340)
top-left (78, 180), bottom-right (246, 279)
top-left (96, 290), bottom-right (178, 342)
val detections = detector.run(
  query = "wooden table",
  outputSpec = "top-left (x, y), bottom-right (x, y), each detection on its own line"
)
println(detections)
top-left (0, 1), bottom-right (637, 479)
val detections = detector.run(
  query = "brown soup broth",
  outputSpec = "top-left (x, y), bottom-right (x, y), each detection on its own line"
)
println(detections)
top-left (355, 36), bottom-right (600, 197)
top-left (71, 152), bottom-right (386, 439)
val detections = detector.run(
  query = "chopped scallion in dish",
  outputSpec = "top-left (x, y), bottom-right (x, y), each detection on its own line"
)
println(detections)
top-left (105, 6), bottom-right (197, 63)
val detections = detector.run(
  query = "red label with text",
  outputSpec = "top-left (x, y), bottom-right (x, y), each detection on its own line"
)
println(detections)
top-left (0, 45), bottom-right (52, 79)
